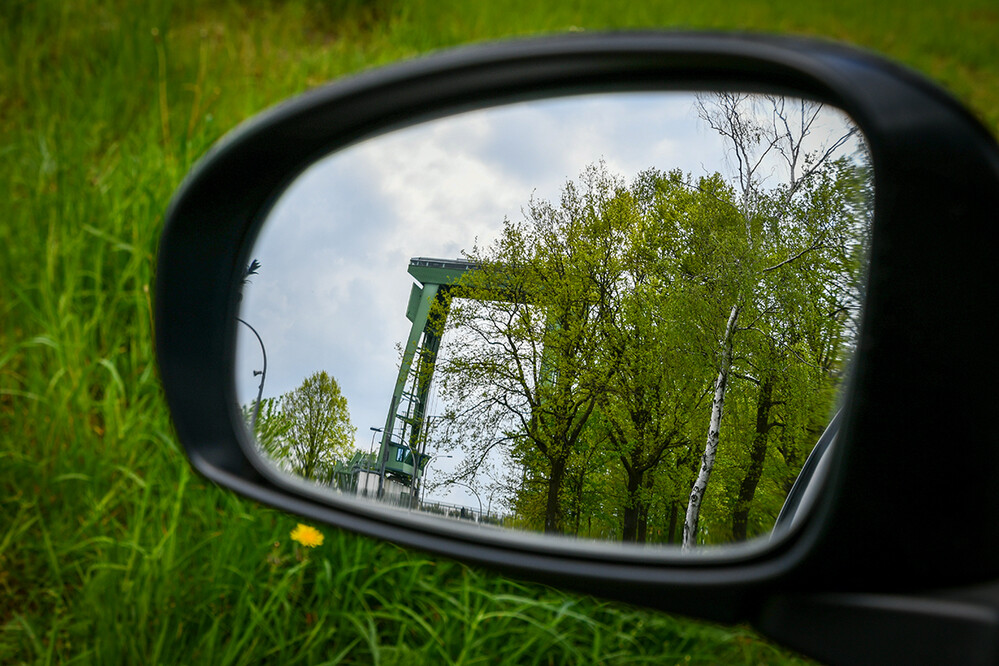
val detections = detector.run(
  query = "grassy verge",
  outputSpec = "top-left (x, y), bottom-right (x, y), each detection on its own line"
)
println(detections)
top-left (2, 0), bottom-right (995, 662)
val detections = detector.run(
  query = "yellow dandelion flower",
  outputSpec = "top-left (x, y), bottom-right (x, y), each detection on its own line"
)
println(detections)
top-left (290, 523), bottom-right (324, 548)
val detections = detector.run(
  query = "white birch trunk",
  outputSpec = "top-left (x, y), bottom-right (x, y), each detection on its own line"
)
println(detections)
top-left (682, 305), bottom-right (739, 549)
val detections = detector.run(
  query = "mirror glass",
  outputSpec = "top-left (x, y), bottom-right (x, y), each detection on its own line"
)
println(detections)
top-left (235, 91), bottom-right (872, 548)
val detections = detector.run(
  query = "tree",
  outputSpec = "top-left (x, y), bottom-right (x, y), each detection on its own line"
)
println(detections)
top-left (426, 96), bottom-right (869, 545)
top-left (281, 370), bottom-right (356, 482)
top-left (434, 164), bottom-right (722, 540)
top-left (433, 163), bottom-right (622, 533)
top-left (680, 94), bottom-right (869, 547)
top-left (243, 396), bottom-right (293, 467)
top-left (594, 172), bottom-right (710, 542)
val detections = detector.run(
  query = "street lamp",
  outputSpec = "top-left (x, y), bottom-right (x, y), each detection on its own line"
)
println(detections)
top-left (358, 427), bottom-right (383, 497)
top-left (367, 427), bottom-right (382, 470)
top-left (408, 414), bottom-right (450, 510)
top-left (418, 454), bottom-right (452, 506)
top-left (236, 318), bottom-right (267, 432)
top-left (449, 481), bottom-right (483, 519)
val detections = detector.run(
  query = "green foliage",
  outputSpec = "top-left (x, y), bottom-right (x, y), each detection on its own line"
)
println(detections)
top-left (435, 163), bottom-right (630, 533)
top-left (280, 370), bottom-right (357, 482)
top-left (243, 396), bottom-right (293, 461)
top-left (434, 142), bottom-right (867, 546)
top-left (2, 0), bottom-right (993, 662)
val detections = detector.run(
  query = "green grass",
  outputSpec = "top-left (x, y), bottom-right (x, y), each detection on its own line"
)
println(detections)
top-left (1, 0), bottom-right (995, 663)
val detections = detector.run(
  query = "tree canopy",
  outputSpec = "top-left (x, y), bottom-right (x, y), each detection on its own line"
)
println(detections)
top-left (247, 370), bottom-right (357, 484)
top-left (427, 95), bottom-right (871, 545)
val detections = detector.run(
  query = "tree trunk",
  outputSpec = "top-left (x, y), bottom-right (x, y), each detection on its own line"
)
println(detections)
top-left (732, 376), bottom-right (774, 541)
top-left (666, 500), bottom-right (678, 543)
top-left (544, 456), bottom-right (567, 534)
top-left (683, 304), bottom-right (739, 549)
top-left (572, 467), bottom-right (585, 536)
top-left (621, 468), bottom-right (643, 542)
top-left (637, 472), bottom-right (654, 543)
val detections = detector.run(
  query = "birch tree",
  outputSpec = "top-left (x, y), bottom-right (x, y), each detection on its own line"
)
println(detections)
top-left (681, 94), bottom-right (867, 548)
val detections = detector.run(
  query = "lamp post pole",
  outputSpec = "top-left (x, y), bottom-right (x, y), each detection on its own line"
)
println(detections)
top-left (368, 427), bottom-right (383, 462)
top-left (409, 414), bottom-right (445, 510)
top-left (419, 454), bottom-right (451, 506)
top-left (451, 481), bottom-right (483, 520)
top-left (367, 427), bottom-right (383, 496)
top-left (236, 318), bottom-right (267, 433)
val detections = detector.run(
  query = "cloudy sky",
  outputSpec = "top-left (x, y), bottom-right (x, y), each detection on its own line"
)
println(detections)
top-left (234, 91), bottom-right (859, 509)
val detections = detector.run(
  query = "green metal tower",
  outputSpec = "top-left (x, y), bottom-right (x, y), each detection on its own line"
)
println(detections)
top-left (375, 257), bottom-right (480, 500)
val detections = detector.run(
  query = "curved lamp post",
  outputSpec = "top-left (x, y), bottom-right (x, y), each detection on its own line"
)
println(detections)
top-left (449, 481), bottom-right (483, 519)
top-left (417, 453), bottom-right (452, 506)
top-left (367, 427), bottom-right (383, 471)
top-left (236, 318), bottom-right (267, 432)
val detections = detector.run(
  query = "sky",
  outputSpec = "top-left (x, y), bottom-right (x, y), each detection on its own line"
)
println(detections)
top-left (234, 91), bottom-right (861, 512)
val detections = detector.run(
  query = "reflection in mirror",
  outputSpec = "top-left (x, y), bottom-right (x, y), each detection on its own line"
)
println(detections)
top-left (236, 91), bottom-right (872, 549)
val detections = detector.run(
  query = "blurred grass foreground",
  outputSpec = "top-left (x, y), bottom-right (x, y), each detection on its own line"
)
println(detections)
top-left (1, 0), bottom-right (995, 663)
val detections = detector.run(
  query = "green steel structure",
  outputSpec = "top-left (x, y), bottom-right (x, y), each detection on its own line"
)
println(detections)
top-left (375, 257), bottom-right (481, 499)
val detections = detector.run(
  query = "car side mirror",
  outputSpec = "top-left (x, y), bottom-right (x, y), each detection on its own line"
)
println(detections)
top-left (156, 32), bottom-right (999, 664)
